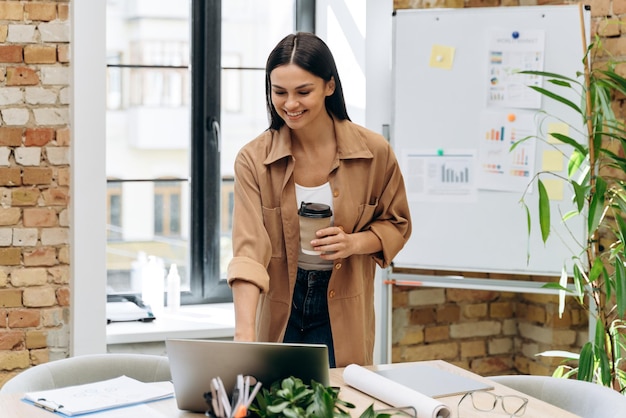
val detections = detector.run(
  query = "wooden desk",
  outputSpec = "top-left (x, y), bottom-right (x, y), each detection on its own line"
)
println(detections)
top-left (330, 360), bottom-right (581, 417)
top-left (0, 360), bottom-right (580, 417)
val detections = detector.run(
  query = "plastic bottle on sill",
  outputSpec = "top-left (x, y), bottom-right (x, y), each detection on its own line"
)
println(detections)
top-left (142, 255), bottom-right (165, 315)
top-left (167, 263), bottom-right (181, 312)
top-left (131, 251), bottom-right (148, 294)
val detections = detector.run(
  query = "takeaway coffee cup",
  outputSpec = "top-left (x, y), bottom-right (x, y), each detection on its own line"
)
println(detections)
top-left (298, 202), bottom-right (333, 255)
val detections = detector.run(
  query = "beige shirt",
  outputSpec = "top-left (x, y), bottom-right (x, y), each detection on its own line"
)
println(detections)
top-left (227, 118), bottom-right (412, 367)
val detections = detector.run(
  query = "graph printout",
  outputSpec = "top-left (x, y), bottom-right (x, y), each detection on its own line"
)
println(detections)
top-left (401, 150), bottom-right (477, 203)
top-left (486, 29), bottom-right (545, 109)
top-left (477, 111), bottom-right (537, 192)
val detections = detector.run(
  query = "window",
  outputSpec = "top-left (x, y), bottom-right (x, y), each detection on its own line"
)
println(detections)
top-left (154, 180), bottom-right (182, 237)
top-left (105, 1), bottom-right (303, 303)
top-left (106, 181), bottom-right (122, 240)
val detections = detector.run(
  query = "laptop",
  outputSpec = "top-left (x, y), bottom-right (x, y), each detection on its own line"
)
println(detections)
top-left (165, 338), bottom-right (331, 412)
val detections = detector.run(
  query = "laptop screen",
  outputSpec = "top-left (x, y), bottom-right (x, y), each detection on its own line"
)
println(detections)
top-left (166, 338), bottom-right (330, 412)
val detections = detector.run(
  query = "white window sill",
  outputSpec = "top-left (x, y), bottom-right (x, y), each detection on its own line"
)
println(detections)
top-left (106, 303), bottom-right (235, 345)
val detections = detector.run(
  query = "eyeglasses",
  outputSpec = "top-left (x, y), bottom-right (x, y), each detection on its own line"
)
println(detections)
top-left (458, 390), bottom-right (528, 418)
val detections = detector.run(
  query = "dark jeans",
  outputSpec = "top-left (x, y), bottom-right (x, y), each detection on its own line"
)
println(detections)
top-left (283, 267), bottom-right (336, 368)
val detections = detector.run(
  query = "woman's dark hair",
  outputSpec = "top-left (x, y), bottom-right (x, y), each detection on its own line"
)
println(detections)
top-left (265, 32), bottom-right (350, 130)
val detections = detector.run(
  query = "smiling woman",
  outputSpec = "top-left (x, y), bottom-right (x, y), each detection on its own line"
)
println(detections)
top-left (227, 32), bottom-right (412, 368)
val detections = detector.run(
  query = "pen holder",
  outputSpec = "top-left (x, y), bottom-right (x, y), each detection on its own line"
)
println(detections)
top-left (204, 374), bottom-right (260, 418)
top-left (204, 392), bottom-right (252, 418)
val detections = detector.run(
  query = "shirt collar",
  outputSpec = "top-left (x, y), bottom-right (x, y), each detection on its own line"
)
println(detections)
top-left (263, 118), bottom-right (374, 166)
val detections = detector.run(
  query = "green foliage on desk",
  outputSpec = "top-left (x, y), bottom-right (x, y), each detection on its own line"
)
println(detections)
top-left (249, 377), bottom-right (397, 418)
top-left (249, 376), bottom-right (353, 417)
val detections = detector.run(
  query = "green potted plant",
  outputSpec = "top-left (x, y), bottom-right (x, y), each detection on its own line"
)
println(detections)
top-left (249, 376), bottom-right (409, 417)
top-left (518, 35), bottom-right (626, 392)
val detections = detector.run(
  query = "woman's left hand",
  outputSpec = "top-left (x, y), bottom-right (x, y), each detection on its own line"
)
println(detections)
top-left (311, 226), bottom-right (381, 259)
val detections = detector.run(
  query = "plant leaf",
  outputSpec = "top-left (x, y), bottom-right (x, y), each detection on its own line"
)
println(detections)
top-left (595, 333), bottom-right (612, 386)
top-left (568, 150), bottom-right (586, 179)
top-left (570, 181), bottom-right (586, 213)
top-left (358, 405), bottom-right (377, 418)
top-left (547, 78), bottom-right (573, 88)
top-left (510, 135), bottom-right (535, 151)
top-left (527, 85), bottom-right (583, 115)
top-left (267, 401), bottom-right (290, 414)
top-left (541, 282), bottom-right (570, 291)
top-left (615, 257), bottom-right (626, 319)
top-left (518, 69), bottom-right (581, 85)
top-left (599, 70), bottom-right (626, 96)
top-left (549, 132), bottom-right (586, 155)
top-left (572, 263), bottom-right (586, 302)
top-left (588, 176), bottom-right (607, 233)
top-left (558, 266), bottom-right (568, 318)
top-left (577, 342), bottom-right (594, 382)
top-left (589, 257), bottom-right (605, 283)
top-left (537, 180), bottom-right (551, 243)
top-left (536, 350), bottom-right (580, 359)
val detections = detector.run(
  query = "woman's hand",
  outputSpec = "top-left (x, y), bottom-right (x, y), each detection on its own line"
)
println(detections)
top-left (311, 226), bottom-right (382, 260)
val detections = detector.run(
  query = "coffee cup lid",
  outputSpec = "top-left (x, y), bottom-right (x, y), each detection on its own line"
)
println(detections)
top-left (298, 202), bottom-right (332, 218)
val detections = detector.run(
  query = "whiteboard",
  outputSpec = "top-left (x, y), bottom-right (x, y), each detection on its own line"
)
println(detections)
top-left (391, 6), bottom-right (590, 275)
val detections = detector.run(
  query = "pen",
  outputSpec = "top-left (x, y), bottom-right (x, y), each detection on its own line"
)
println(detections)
top-left (211, 378), bottom-right (222, 417)
top-left (216, 377), bottom-right (231, 418)
top-left (230, 384), bottom-right (240, 414)
top-left (243, 376), bottom-right (250, 405)
top-left (244, 382), bottom-right (262, 409)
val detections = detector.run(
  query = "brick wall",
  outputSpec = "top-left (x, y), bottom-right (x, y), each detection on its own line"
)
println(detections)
top-left (0, 0), bottom-right (70, 387)
top-left (390, 270), bottom-right (588, 376)
top-left (391, 0), bottom-right (622, 376)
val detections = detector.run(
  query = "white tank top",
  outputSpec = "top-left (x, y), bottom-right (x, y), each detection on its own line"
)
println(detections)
top-left (295, 182), bottom-right (334, 271)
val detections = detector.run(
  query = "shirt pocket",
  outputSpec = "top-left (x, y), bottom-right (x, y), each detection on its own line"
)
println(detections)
top-left (354, 200), bottom-right (378, 232)
top-left (262, 206), bottom-right (285, 258)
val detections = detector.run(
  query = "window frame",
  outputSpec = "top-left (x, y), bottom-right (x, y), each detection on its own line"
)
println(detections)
top-left (186, 0), bottom-right (226, 303)
top-left (183, 0), bottom-right (315, 304)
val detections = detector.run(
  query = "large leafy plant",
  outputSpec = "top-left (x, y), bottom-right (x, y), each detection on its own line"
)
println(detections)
top-left (517, 37), bottom-right (626, 392)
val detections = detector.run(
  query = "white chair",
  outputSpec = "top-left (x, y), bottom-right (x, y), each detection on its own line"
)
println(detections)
top-left (490, 375), bottom-right (626, 418)
top-left (0, 353), bottom-right (171, 394)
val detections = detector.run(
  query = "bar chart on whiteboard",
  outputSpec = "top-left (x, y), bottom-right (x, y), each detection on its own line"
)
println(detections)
top-left (401, 150), bottom-right (476, 203)
top-left (477, 110), bottom-right (536, 192)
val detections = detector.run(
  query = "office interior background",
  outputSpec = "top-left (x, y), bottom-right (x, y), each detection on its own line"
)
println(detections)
top-left (0, 0), bottom-right (621, 387)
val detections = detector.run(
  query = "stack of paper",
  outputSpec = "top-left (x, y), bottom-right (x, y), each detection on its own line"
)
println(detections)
top-left (23, 375), bottom-right (174, 416)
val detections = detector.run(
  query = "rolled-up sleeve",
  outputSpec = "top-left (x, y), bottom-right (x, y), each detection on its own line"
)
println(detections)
top-left (226, 150), bottom-right (272, 293)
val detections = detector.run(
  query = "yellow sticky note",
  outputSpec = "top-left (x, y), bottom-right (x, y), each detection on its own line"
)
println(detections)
top-left (547, 122), bottom-right (570, 144)
top-left (542, 150), bottom-right (564, 172)
top-left (429, 45), bottom-right (455, 70)
top-left (542, 179), bottom-right (564, 201)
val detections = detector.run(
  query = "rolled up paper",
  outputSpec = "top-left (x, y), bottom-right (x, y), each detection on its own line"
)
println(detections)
top-left (343, 364), bottom-right (451, 418)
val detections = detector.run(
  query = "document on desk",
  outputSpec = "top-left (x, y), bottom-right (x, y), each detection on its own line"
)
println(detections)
top-left (344, 364), bottom-right (491, 418)
top-left (374, 364), bottom-right (493, 398)
top-left (22, 376), bottom-right (174, 416)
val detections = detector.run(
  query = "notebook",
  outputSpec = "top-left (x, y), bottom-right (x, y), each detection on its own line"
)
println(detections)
top-left (374, 364), bottom-right (493, 398)
top-left (165, 338), bottom-right (330, 412)
top-left (23, 376), bottom-right (174, 416)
